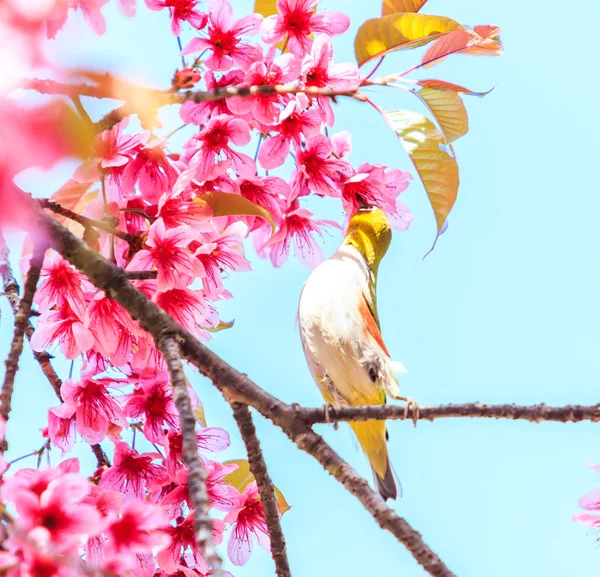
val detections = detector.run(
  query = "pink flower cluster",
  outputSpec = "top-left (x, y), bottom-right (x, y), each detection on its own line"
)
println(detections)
top-left (2, 0), bottom-right (414, 574)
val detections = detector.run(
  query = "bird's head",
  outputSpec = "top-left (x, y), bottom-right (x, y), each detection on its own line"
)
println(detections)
top-left (343, 207), bottom-right (392, 273)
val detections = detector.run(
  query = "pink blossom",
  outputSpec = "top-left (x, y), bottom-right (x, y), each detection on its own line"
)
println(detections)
top-left (31, 306), bottom-right (94, 360)
top-left (74, 119), bottom-right (149, 200)
top-left (180, 70), bottom-right (245, 125)
top-left (162, 461), bottom-right (241, 512)
top-left (156, 191), bottom-right (213, 229)
top-left (118, 0), bottom-right (137, 17)
top-left (154, 286), bottom-right (219, 338)
top-left (291, 134), bottom-right (353, 200)
top-left (573, 513), bottom-right (600, 527)
top-left (85, 291), bottom-right (138, 366)
top-left (46, 0), bottom-right (110, 38)
top-left (225, 482), bottom-right (270, 566)
top-left (182, 114), bottom-right (255, 181)
top-left (9, 473), bottom-right (102, 548)
top-left (99, 443), bottom-right (167, 501)
top-left (262, 204), bottom-right (339, 269)
top-left (341, 163), bottom-right (413, 230)
top-left (60, 377), bottom-right (128, 444)
top-left (47, 404), bottom-right (76, 455)
top-left (302, 34), bottom-right (360, 126)
top-left (157, 513), bottom-right (224, 574)
top-left (261, 0), bottom-right (350, 57)
top-left (125, 379), bottom-right (179, 442)
top-left (181, 0), bottom-right (262, 71)
top-left (164, 427), bottom-right (230, 475)
top-left (35, 253), bottom-right (90, 317)
top-left (228, 49), bottom-right (301, 125)
top-left (257, 99), bottom-right (322, 169)
top-left (192, 222), bottom-right (251, 299)
top-left (122, 138), bottom-right (179, 202)
top-left (106, 500), bottom-right (169, 553)
top-left (331, 130), bottom-right (352, 158)
top-left (144, 0), bottom-right (207, 35)
top-left (126, 220), bottom-right (200, 289)
top-left (237, 174), bottom-right (289, 232)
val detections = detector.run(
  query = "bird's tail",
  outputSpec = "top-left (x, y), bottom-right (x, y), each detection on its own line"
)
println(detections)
top-left (350, 420), bottom-right (401, 501)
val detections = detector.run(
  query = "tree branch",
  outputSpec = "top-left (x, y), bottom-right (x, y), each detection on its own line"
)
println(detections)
top-left (0, 241), bottom-right (47, 452)
top-left (160, 336), bottom-right (223, 577)
top-left (25, 78), bottom-right (362, 133)
top-left (0, 230), bottom-right (110, 467)
top-left (39, 199), bottom-right (137, 245)
top-left (40, 211), bottom-right (456, 577)
top-left (230, 403), bottom-right (291, 577)
top-left (298, 402), bottom-right (600, 425)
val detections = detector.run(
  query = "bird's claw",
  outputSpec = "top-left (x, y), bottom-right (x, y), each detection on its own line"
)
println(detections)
top-left (323, 403), bottom-right (339, 430)
top-left (399, 397), bottom-right (419, 427)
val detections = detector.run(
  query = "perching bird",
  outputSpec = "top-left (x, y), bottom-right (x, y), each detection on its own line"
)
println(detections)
top-left (298, 206), bottom-right (412, 501)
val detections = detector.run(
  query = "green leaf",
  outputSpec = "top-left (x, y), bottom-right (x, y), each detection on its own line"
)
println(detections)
top-left (199, 192), bottom-right (275, 233)
top-left (203, 320), bottom-right (235, 333)
top-left (384, 109), bottom-right (459, 235)
top-left (354, 13), bottom-right (464, 67)
top-left (224, 459), bottom-right (291, 515)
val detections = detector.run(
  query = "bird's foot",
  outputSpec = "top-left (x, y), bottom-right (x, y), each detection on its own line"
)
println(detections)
top-left (398, 396), bottom-right (419, 427)
top-left (323, 403), bottom-right (339, 430)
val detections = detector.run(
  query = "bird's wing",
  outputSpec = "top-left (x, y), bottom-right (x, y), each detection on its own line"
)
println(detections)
top-left (356, 292), bottom-right (402, 400)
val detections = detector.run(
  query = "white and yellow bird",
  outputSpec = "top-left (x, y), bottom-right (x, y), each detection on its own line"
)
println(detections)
top-left (298, 206), bottom-right (412, 501)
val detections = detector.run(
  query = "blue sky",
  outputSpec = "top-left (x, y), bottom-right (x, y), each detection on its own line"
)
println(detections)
top-left (3, 0), bottom-right (600, 575)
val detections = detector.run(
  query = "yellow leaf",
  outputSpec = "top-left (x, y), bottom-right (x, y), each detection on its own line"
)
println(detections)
top-left (193, 406), bottom-right (207, 428)
top-left (417, 87), bottom-right (468, 143)
top-left (382, 0), bottom-right (429, 15)
top-left (253, 0), bottom-right (278, 17)
top-left (224, 459), bottom-right (291, 515)
top-left (385, 110), bottom-right (459, 234)
top-left (354, 13), bottom-right (464, 67)
top-left (199, 192), bottom-right (275, 232)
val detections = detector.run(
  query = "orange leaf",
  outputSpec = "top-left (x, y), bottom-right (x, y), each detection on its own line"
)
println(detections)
top-left (354, 13), bottom-right (464, 67)
top-left (381, 0), bottom-right (429, 15)
top-left (253, 0), bottom-right (278, 16)
top-left (417, 87), bottom-right (468, 143)
top-left (384, 109), bottom-right (459, 235)
top-left (421, 25), bottom-right (503, 67)
top-left (418, 79), bottom-right (495, 97)
top-left (48, 180), bottom-right (98, 237)
top-left (224, 459), bottom-right (291, 515)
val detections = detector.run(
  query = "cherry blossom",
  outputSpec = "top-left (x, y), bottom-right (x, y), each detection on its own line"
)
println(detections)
top-left (144, 0), bottom-right (207, 35)
top-left (260, 0), bottom-right (350, 57)
top-left (225, 482), bottom-right (270, 566)
top-left (182, 0), bottom-right (262, 71)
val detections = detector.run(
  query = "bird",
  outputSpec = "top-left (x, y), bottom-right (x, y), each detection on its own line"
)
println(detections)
top-left (297, 205), bottom-right (413, 501)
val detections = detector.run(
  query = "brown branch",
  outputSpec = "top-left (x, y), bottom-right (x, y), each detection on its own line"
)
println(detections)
top-left (298, 402), bottom-right (600, 425)
top-left (160, 336), bottom-right (223, 576)
top-left (230, 403), bottom-right (291, 577)
top-left (0, 241), bottom-right (47, 453)
top-left (25, 78), bottom-right (362, 133)
top-left (124, 271), bottom-right (157, 280)
top-left (0, 230), bottom-right (110, 467)
top-left (40, 211), bottom-right (456, 577)
top-left (39, 199), bottom-right (136, 245)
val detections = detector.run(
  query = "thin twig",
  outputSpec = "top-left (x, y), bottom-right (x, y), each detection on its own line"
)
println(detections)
top-left (0, 241), bottom-right (47, 452)
top-left (39, 199), bottom-right (136, 245)
top-left (0, 230), bottom-right (110, 467)
top-left (298, 402), bottom-right (600, 425)
top-left (160, 336), bottom-right (223, 577)
top-left (41, 212), bottom-right (456, 577)
top-left (230, 403), bottom-right (291, 577)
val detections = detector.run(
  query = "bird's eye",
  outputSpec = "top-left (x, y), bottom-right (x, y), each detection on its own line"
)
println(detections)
top-left (368, 365), bottom-right (378, 382)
